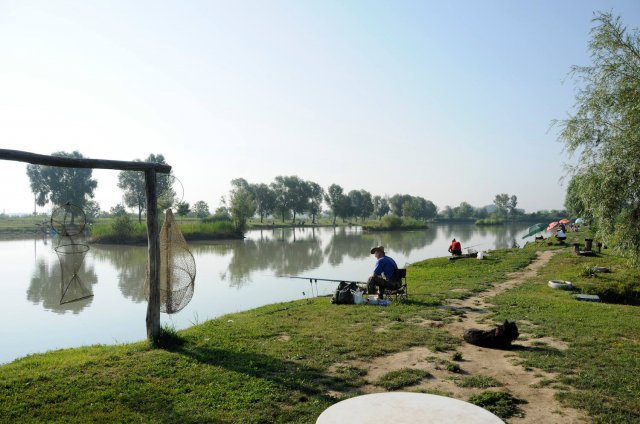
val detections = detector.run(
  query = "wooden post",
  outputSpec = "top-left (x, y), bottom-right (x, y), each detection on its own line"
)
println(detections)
top-left (145, 169), bottom-right (160, 343)
top-left (0, 149), bottom-right (171, 343)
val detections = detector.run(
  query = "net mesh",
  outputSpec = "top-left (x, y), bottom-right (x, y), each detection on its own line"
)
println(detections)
top-left (145, 209), bottom-right (196, 314)
top-left (51, 202), bottom-right (86, 236)
top-left (55, 243), bottom-right (93, 304)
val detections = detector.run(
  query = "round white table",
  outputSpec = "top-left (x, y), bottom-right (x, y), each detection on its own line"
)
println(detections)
top-left (316, 392), bottom-right (504, 424)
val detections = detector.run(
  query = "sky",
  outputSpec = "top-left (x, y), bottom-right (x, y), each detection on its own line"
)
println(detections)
top-left (2, 0), bottom-right (640, 215)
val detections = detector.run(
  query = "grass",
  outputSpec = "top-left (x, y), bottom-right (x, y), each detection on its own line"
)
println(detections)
top-left (455, 375), bottom-right (503, 388)
top-left (89, 218), bottom-right (240, 243)
top-left (468, 391), bottom-right (527, 420)
top-left (374, 368), bottom-right (431, 390)
top-left (489, 236), bottom-right (640, 422)
top-left (1, 232), bottom-right (639, 422)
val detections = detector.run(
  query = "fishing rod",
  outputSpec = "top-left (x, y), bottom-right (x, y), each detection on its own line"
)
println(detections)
top-left (278, 275), bottom-right (367, 285)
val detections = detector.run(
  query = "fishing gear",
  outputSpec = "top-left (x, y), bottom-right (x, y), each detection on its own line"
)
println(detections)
top-left (279, 275), bottom-right (366, 285)
top-left (278, 275), bottom-right (367, 298)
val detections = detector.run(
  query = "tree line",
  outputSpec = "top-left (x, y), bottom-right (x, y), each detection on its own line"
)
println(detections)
top-left (25, 153), bottom-right (566, 233)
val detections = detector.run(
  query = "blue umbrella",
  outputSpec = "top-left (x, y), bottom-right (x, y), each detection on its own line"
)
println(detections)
top-left (575, 218), bottom-right (585, 225)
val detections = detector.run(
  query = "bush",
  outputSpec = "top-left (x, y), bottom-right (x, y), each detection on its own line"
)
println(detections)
top-left (112, 215), bottom-right (134, 237)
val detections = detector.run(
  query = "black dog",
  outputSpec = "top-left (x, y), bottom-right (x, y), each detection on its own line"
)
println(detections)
top-left (463, 320), bottom-right (519, 349)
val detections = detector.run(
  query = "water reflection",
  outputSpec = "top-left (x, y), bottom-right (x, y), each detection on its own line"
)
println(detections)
top-left (91, 245), bottom-right (148, 302)
top-left (27, 257), bottom-right (98, 314)
top-left (52, 224), bottom-right (529, 300)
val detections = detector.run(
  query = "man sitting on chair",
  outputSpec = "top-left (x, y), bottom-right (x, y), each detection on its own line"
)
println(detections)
top-left (367, 246), bottom-right (401, 300)
top-left (448, 238), bottom-right (462, 256)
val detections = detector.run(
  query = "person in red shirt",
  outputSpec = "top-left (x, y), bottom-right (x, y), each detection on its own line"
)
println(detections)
top-left (448, 238), bottom-right (462, 256)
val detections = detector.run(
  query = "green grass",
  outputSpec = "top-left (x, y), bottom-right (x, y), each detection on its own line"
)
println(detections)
top-left (455, 375), bottom-right (503, 388)
top-left (89, 218), bottom-right (240, 243)
top-left (489, 239), bottom-right (640, 422)
top-left (468, 391), bottom-right (527, 420)
top-left (374, 368), bottom-right (431, 390)
top-left (1, 234), bottom-right (639, 422)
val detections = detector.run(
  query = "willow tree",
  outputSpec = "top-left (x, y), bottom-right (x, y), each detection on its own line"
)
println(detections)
top-left (26, 151), bottom-right (98, 210)
top-left (557, 12), bottom-right (640, 261)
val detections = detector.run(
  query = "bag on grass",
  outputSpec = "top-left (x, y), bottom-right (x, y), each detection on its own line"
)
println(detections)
top-left (331, 281), bottom-right (358, 304)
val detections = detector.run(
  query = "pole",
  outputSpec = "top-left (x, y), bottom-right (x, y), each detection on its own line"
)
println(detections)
top-left (145, 169), bottom-right (160, 343)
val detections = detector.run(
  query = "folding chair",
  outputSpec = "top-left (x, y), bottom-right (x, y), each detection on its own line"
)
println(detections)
top-left (387, 268), bottom-right (408, 301)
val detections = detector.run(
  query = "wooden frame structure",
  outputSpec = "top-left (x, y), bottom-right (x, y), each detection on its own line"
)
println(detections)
top-left (0, 148), bottom-right (172, 343)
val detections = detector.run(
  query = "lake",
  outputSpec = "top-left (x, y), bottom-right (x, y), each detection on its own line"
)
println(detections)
top-left (0, 223), bottom-right (535, 364)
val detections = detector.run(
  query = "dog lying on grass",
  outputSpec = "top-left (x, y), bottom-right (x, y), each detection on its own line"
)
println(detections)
top-left (463, 320), bottom-right (519, 349)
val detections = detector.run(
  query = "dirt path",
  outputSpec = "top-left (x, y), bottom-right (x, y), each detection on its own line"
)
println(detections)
top-left (332, 250), bottom-right (587, 423)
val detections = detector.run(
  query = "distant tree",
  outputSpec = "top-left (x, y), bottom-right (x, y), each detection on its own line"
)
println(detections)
top-left (389, 194), bottom-right (413, 216)
top-left (84, 200), bottom-right (101, 223)
top-left (250, 183), bottom-right (276, 223)
top-left (347, 190), bottom-right (364, 221)
top-left (454, 202), bottom-right (475, 219)
top-left (324, 184), bottom-right (346, 225)
top-left (231, 178), bottom-right (250, 190)
top-left (507, 195), bottom-right (518, 217)
top-left (306, 181), bottom-right (324, 224)
top-left (117, 154), bottom-right (173, 222)
top-left (556, 12), bottom-right (640, 261)
top-left (493, 193), bottom-right (510, 218)
top-left (229, 186), bottom-right (256, 231)
top-left (441, 205), bottom-right (454, 219)
top-left (270, 176), bottom-right (290, 223)
top-left (110, 203), bottom-right (128, 217)
top-left (176, 201), bottom-right (190, 217)
top-left (212, 206), bottom-right (231, 221)
top-left (283, 176), bottom-right (309, 223)
top-left (26, 151), bottom-right (98, 210)
top-left (372, 195), bottom-right (390, 219)
top-left (358, 190), bottom-right (374, 221)
top-left (192, 200), bottom-right (210, 219)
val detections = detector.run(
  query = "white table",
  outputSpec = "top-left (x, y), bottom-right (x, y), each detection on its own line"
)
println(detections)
top-left (316, 392), bottom-right (504, 424)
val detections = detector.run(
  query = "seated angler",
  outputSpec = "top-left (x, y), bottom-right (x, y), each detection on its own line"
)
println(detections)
top-left (367, 246), bottom-right (401, 300)
top-left (448, 238), bottom-right (462, 256)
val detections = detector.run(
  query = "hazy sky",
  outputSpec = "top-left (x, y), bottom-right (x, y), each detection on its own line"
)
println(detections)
top-left (2, 1), bottom-right (640, 215)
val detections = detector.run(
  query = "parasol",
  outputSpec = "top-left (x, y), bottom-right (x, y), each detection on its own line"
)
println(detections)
top-left (547, 221), bottom-right (559, 231)
top-left (575, 218), bottom-right (585, 225)
top-left (522, 223), bottom-right (547, 239)
top-left (559, 218), bottom-right (570, 224)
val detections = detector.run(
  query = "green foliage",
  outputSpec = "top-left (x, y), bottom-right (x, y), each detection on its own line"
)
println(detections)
top-left (557, 12), bottom-right (640, 263)
top-left (192, 200), bottom-right (210, 218)
top-left (229, 185), bottom-right (256, 232)
top-left (175, 201), bottom-right (190, 217)
top-left (362, 215), bottom-right (427, 231)
top-left (468, 391), bottom-right (526, 420)
top-left (117, 154), bottom-right (174, 222)
top-left (374, 368), bottom-right (431, 390)
top-left (111, 214), bottom-right (134, 238)
top-left (475, 218), bottom-right (505, 226)
top-left (26, 151), bottom-right (98, 210)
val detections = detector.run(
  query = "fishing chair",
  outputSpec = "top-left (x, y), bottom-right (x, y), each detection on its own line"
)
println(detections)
top-left (386, 268), bottom-right (408, 301)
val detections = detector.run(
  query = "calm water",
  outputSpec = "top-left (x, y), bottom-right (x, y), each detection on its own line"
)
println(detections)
top-left (1, 223), bottom-right (533, 364)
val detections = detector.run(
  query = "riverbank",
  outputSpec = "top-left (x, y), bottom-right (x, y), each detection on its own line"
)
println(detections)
top-left (1, 234), bottom-right (639, 422)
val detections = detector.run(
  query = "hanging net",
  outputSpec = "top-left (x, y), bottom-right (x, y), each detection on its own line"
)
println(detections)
top-left (55, 243), bottom-right (93, 304)
top-left (51, 202), bottom-right (86, 237)
top-left (145, 209), bottom-right (196, 314)
top-left (51, 202), bottom-right (92, 304)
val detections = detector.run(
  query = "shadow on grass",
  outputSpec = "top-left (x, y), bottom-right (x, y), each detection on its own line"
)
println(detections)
top-left (164, 343), bottom-right (361, 399)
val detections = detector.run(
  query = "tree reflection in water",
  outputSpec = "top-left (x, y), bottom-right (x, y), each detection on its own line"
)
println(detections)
top-left (27, 257), bottom-right (98, 314)
top-left (90, 245), bottom-right (148, 303)
top-left (76, 225), bottom-right (528, 297)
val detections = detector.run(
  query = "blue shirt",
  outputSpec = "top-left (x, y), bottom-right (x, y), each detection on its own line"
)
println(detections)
top-left (373, 255), bottom-right (398, 281)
